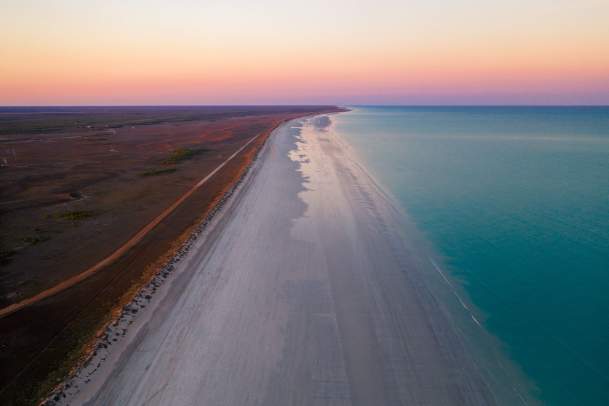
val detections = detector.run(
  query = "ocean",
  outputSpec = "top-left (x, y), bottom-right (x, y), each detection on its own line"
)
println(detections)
top-left (333, 106), bottom-right (609, 405)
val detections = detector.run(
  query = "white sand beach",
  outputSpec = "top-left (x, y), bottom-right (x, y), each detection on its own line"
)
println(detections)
top-left (55, 114), bottom-right (523, 406)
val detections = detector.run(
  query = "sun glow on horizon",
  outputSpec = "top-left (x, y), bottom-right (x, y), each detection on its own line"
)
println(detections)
top-left (1, 0), bottom-right (609, 105)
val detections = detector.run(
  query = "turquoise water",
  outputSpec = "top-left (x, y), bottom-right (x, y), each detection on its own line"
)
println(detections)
top-left (334, 106), bottom-right (609, 405)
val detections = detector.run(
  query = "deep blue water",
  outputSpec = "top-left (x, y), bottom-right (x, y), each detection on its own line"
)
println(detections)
top-left (334, 106), bottom-right (609, 405)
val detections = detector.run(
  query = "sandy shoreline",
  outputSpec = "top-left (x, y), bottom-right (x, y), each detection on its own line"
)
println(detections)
top-left (51, 114), bottom-right (530, 405)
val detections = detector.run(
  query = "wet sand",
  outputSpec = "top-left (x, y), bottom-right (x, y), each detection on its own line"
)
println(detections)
top-left (63, 115), bottom-right (506, 405)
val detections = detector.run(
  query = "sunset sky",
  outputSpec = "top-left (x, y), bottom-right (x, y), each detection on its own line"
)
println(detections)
top-left (1, 0), bottom-right (609, 105)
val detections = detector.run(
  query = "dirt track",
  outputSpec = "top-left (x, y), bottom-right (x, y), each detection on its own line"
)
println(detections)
top-left (0, 130), bottom-right (263, 319)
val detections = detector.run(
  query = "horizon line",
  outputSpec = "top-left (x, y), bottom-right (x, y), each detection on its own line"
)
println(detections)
top-left (1, 104), bottom-right (609, 108)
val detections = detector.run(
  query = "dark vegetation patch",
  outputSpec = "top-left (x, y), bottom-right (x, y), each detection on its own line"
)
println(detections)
top-left (162, 147), bottom-right (208, 165)
top-left (0, 232), bottom-right (50, 267)
top-left (21, 235), bottom-right (51, 246)
top-left (0, 248), bottom-right (16, 266)
top-left (55, 210), bottom-right (95, 222)
top-left (140, 167), bottom-right (177, 177)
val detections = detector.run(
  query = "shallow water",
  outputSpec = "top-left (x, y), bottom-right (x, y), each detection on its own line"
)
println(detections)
top-left (334, 106), bottom-right (609, 405)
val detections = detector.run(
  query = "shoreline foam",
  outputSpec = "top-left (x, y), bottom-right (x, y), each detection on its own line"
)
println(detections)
top-left (327, 112), bottom-right (538, 405)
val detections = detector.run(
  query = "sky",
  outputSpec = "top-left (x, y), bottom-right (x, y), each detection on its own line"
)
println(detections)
top-left (1, 0), bottom-right (609, 105)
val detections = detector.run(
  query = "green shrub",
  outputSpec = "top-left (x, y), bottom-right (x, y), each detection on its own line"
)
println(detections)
top-left (56, 210), bottom-right (94, 221)
top-left (140, 167), bottom-right (177, 177)
top-left (162, 147), bottom-right (207, 164)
